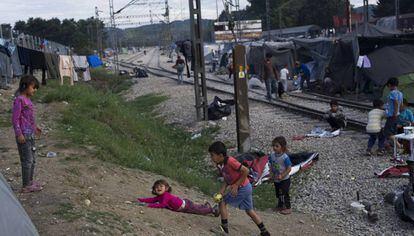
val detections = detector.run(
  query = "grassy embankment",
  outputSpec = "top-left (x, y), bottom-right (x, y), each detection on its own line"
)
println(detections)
top-left (36, 68), bottom-right (278, 209)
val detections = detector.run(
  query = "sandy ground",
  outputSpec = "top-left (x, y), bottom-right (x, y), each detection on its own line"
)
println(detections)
top-left (0, 70), bottom-right (337, 236)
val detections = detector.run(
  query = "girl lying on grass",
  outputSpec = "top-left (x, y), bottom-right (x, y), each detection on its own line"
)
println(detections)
top-left (137, 179), bottom-right (219, 217)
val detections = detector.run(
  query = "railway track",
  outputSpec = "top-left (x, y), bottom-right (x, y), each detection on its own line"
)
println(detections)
top-left (111, 50), bottom-right (368, 132)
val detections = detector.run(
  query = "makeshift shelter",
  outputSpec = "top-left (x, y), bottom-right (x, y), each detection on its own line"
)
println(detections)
top-left (264, 25), bottom-right (322, 39)
top-left (363, 45), bottom-right (414, 86)
top-left (0, 45), bottom-right (12, 87)
top-left (292, 38), bottom-right (336, 82)
top-left (0, 172), bottom-right (39, 236)
top-left (87, 55), bottom-right (103, 68)
top-left (246, 41), bottom-right (295, 79)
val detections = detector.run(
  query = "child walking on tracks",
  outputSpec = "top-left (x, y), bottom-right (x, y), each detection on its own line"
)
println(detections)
top-left (269, 136), bottom-right (292, 215)
top-left (208, 141), bottom-right (270, 236)
top-left (12, 75), bottom-right (44, 193)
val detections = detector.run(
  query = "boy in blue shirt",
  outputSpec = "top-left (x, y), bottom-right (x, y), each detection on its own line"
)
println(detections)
top-left (383, 77), bottom-right (403, 148)
top-left (269, 136), bottom-right (292, 215)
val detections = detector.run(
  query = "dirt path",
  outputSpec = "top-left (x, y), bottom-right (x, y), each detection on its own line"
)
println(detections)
top-left (0, 80), bottom-right (337, 235)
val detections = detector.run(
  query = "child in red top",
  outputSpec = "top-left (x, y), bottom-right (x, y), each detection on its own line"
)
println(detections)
top-left (137, 179), bottom-right (219, 216)
top-left (209, 141), bottom-right (270, 236)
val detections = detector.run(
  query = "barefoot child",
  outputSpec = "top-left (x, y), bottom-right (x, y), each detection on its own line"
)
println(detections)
top-left (137, 179), bottom-right (218, 216)
top-left (208, 141), bottom-right (270, 236)
top-left (269, 136), bottom-right (292, 215)
top-left (12, 75), bottom-right (43, 193)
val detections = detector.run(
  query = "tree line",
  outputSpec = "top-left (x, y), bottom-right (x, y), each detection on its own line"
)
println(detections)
top-left (12, 17), bottom-right (105, 55)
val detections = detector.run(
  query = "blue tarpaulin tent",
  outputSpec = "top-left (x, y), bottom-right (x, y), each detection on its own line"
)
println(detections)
top-left (87, 55), bottom-right (103, 68)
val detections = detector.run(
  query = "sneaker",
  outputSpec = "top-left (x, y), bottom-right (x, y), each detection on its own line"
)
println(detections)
top-left (20, 184), bottom-right (43, 193)
top-left (365, 150), bottom-right (372, 156)
top-left (210, 225), bottom-right (228, 235)
top-left (279, 208), bottom-right (292, 215)
top-left (260, 231), bottom-right (271, 236)
top-left (31, 180), bottom-right (46, 187)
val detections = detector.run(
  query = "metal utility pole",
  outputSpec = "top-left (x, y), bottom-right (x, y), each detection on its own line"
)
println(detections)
top-left (95, 6), bottom-right (103, 58)
top-left (164, 0), bottom-right (173, 45)
top-left (266, 0), bottom-right (271, 40)
top-left (189, 0), bottom-right (208, 121)
top-left (109, 0), bottom-right (119, 72)
top-left (233, 45), bottom-right (251, 153)
top-left (216, 0), bottom-right (219, 19)
top-left (346, 0), bottom-right (352, 33)
top-left (395, 0), bottom-right (400, 30)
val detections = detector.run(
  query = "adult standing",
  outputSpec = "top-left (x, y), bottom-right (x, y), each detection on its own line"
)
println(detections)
top-left (263, 53), bottom-right (279, 100)
top-left (295, 61), bottom-right (311, 91)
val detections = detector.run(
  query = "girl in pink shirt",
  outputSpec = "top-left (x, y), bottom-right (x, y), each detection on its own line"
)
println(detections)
top-left (137, 179), bottom-right (219, 216)
top-left (12, 75), bottom-right (44, 193)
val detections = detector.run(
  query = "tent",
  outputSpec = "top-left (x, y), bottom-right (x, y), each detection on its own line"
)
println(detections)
top-left (87, 55), bottom-right (103, 68)
top-left (363, 45), bottom-right (414, 86)
top-left (383, 73), bottom-right (414, 104)
top-left (0, 172), bottom-right (39, 235)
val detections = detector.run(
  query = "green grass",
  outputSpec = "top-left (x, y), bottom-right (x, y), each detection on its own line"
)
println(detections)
top-left (36, 69), bottom-right (220, 197)
top-left (37, 69), bottom-right (292, 210)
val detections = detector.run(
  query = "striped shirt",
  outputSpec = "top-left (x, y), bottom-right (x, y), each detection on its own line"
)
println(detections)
top-left (366, 108), bottom-right (386, 133)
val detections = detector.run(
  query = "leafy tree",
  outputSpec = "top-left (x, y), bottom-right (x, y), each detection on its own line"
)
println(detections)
top-left (13, 17), bottom-right (106, 55)
top-left (373, 0), bottom-right (414, 17)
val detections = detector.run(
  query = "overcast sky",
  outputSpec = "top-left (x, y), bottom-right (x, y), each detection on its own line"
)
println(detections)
top-left (0, 0), bottom-right (377, 28)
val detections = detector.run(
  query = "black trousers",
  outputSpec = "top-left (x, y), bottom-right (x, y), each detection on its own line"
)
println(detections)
top-left (274, 178), bottom-right (291, 209)
top-left (326, 116), bottom-right (346, 130)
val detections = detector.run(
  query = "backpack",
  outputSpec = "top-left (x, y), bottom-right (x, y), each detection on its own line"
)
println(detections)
top-left (207, 96), bottom-right (235, 120)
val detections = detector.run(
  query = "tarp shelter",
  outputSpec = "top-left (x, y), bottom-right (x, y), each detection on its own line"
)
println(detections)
top-left (383, 73), bottom-right (414, 104)
top-left (327, 37), bottom-right (357, 92)
top-left (246, 41), bottom-right (295, 79)
top-left (292, 38), bottom-right (336, 82)
top-left (363, 45), bottom-right (414, 86)
top-left (0, 45), bottom-right (12, 87)
top-left (87, 55), bottom-right (103, 68)
top-left (0, 172), bottom-right (39, 236)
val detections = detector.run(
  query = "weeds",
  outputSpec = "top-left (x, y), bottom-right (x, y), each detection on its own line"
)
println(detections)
top-left (36, 70), bottom-right (220, 198)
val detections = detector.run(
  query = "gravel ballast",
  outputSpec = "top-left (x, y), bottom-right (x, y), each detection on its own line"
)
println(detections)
top-left (121, 52), bottom-right (414, 235)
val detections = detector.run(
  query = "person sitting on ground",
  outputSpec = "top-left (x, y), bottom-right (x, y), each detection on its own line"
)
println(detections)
top-left (397, 98), bottom-right (413, 154)
top-left (208, 141), bottom-right (271, 236)
top-left (324, 99), bottom-right (347, 131)
top-left (137, 179), bottom-right (219, 217)
top-left (383, 77), bottom-right (403, 151)
top-left (365, 99), bottom-right (386, 156)
top-left (397, 99), bottom-right (414, 132)
top-left (269, 136), bottom-right (292, 215)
